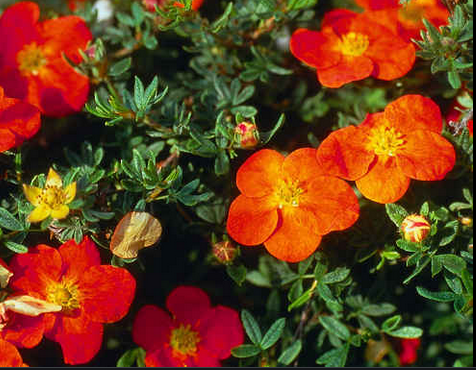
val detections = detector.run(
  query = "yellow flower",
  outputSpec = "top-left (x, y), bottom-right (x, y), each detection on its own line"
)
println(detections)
top-left (23, 168), bottom-right (76, 223)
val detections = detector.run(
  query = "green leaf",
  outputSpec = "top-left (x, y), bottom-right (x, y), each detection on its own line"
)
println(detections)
top-left (316, 343), bottom-right (350, 367)
top-left (215, 150), bottom-right (230, 176)
top-left (116, 348), bottom-right (143, 367)
top-left (322, 267), bottom-right (350, 284)
top-left (0, 208), bottom-right (23, 231)
top-left (3, 240), bottom-right (28, 254)
top-left (108, 57), bottom-right (132, 76)
top-left (361, 303), bottom-right (396, 316)
top-left (385, 203), bottom-right (409, 227)
top-left (226, 264), bottom-right (247, 286)
top-left (416, 286), bottom-right (456, 302)
top-left (260, 318), bottom-right (286, 350)
top-left (241, 310), bottom-right (262, 345)
top-left (320, 316), bottom-right (350, 340)
top-left (434, 254), bottom-right (466, 277)
top-left (287, 289), bottom-right (312, 311)
top-left (260, 114), bottom-right (285, 145)
top-left (382, 315), bottom-right (402, 332)
top-left (278, 340), bottom-right (302, 365)
top-left (298, 256), bottom-right (314, 275)
top-left (396, 239), bottom-right (420, 252)
top-left (386, 326), bottom-right (423, 338)
top-left (134, 76), bottom-right (145, 110)
top-left (445, 340), bottom-right (474, 355)
top-left (211, 2), bottom-right (234, 33)
top-left (231, 344), bottom-right (261, 358)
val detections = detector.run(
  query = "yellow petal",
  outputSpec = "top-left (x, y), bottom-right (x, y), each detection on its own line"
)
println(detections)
top-left (45, 168), bottom-right (63, 188)
top-left (28, 204), bottom-right (51, 223)
top-left (23, 184), bottom-right (43, 207)
top-left (64, 182), bottom-right (77, 204)
top-left (110, 212), bottom-right (162, 259)
top-left (2, 295), bottom-right (62, 316)
top-left (50, 205), bottom-right (70, 220)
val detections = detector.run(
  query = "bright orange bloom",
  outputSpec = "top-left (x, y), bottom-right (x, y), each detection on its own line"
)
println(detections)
top-left (316, 95), bottom-right (456, 204)
top-left (355, 0), bottom-right (449, 42)
top-left (290, 9), bottom-right (415, 88)
top-left (0, 338), bottom-right (27, 367)
top-left (0, 1), bottom-right (92, 117)
top-left (133, 286), bottom-right (243, 367)
top-left (8, 236), bottom-right (136, 365)
top-left (0, 86), bottom-right (40, 153)
top-left (226, 148), bottom-right (360, 262)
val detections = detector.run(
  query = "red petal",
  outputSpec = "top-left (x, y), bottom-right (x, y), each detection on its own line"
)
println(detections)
top-left (80, 265), bottom-right (136, 323)
top-left (192, 347), bottom-right (222, 366)
top-left (2, 313), bottom-right (45, 348)
top-left (321, 9), bottom-right (357, 35)
top-left (145, 347), bottom-right (187, 367)
top-left (264, 207), bottom-right (322, 262)
top-left (316, 125), bottom-right (374, 180)
top-left (166, 286), bottom-right (211, 326)
top-left (198, 306), bottom-right (244, 359)
top-left (281, 148), bottom-right (326, 184)
top-left (397, 130), bottom-right (456, 181)
top-left (356, 156), bottom-right (410, 204)
top-left (226, 195), bottom-right (278, 246)
top-left (317, 55), bottom-right (374, 88)
top-left (59, 237), bottom-right (100, 283)
top-left (236, 149), bottom-right (284, 198)
top-left (0, 338), bottom-right (25, 367)
top-left (0, 129), bottom-right (15, 153)
top-left (385, 95), bottom-right (443, 134)
top-left (290, 28), bottom-right (342, 70)
top-left (132, 305), bottom-right (172, 352)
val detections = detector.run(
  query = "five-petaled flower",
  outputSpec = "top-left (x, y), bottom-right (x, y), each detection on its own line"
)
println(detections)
top-left (8, 237), bottom-right (136, 365)
top-left (23, 168), bottom-right (77, 223)
top-left (133, 286), bottom-right (243, 367)
top-left (226, 148), bottom-right (360, 262)
top-left (355, 0), bottom-right (449, 42)
top-left (0, 86), bottom-right (41, 153)
top-left (0, 1), bottom-right (92, 116)
top-left (316, 95), bottom-right (456, 204)
top-left (290, 9), bottom-right (415, 88)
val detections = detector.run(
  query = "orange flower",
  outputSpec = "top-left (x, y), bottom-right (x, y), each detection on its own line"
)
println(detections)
top-left (8, 236), bottom-right (136, 365)
top-left (0, 1), bottom-right (92, 117)
top-left (355, 0), bottom-right (449, 42)
top-left (0, 86), bottom-right (40, 153)
top-left (316, 95), bottom-right (456, 204)
top-left (226, 148), bottom-right (359, 262)
top-left (290, 9), bottom-right (415, 88)
top-left (0, 338), bottom-right (27, 367)
top-left (133, 286), bottom-right (243, 367)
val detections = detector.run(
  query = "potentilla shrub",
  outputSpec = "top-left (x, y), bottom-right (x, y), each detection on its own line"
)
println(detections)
top-left (0, 0), bottom-right (473, 367)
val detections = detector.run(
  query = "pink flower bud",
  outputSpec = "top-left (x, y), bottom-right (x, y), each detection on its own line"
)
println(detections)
top-left (212, 241), bottom-right (237, 264)
top-left (401, 214), bottom-right (431, 243)
top-left (235, 121), bottom-right (259, 149)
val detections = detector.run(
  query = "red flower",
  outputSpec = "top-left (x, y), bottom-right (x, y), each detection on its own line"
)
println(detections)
top-left (355, 0), bottom-right (449, 42)
top-left (0, 338), bottom-right (27, 367)
top-left (290, 9), bottom-right (415, 88)
top-left (8, 236), bottom-right (136, 365)
top-left (399, 338), bottom-right (421, 365)
top-left (316, 95), bottom-right (456, 204)
top-left (0, 1), bottom-right (92, 117)
top-left (133, 286), bottom-right (243, 367)
top-left (0, 86), bottom-right (40, 153)
top-left (226, 148), bottom-right (359, 262)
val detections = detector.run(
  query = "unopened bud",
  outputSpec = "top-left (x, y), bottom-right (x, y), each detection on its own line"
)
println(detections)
top-left (235, 121), bottom-right (259, 149)
top-left (460, 217), bottom-right (473, 227)
top-left (401, 214), bottom-right (431, 243)
top-left (212, 240), bottom-right (237, 264)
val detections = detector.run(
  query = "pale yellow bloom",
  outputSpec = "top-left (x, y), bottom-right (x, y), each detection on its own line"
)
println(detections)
top-left (23, 168), bottom-right (76, 223)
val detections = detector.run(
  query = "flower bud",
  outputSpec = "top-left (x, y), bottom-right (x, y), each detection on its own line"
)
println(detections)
top-left (212, 240), bottom-right (237, 264)
top-left (235, 121), bottom-right (259, 149)
top-left (401, 214), bottom-right (431, 243)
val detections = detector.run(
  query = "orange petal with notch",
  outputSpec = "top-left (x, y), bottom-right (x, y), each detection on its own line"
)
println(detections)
top-left (317, 55), bottom-right (374, 88)
top-left (59, 237), bottom-right (101, 282)
top-left (281, 147), bottom-right (325, 184)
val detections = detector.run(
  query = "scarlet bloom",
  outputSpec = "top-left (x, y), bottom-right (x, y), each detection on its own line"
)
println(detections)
top-left (0, 86), bottom-right (40, 153)
top-left (8, 236), bottom-right (136, 365)
top-left (401, 214), bottom-right (431, 243)
top-left (399, 338), bottom-right (421, 365)
top-left (316, 95), bottom-right (456, 204)
top-left (0, 338), bottom-right (27, 367)
top-left (132, 286), bottom-right (243, 367)
top-left (290, 9), bottom-right (415, 88)
top-left (355, 0), bottom-right (449, 42)
top-left (226, 148), bottom-right (360, 262)
top-left (0, 1), bottom-right (92, 117)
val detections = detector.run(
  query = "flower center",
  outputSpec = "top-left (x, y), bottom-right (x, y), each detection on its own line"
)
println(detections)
top-left (47, 281), bottom-right (80, 314)
top-left (276, 179), bottom-right (303, 209)
top-left (340, 32), bottom-right (369, 57)
top-left (366, 125), bottom-right (406, 157)
top-left (17, 42), bottom-right (47, 76)
top-left (169, 324), bottom-right (200, 356)
top-left (39, 186), bottom-right (66, 210)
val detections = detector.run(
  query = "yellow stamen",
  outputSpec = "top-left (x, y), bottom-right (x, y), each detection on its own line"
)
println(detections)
top-left (17, 42), bottom-right (47, 76)
top-left (170, 324), bottom-right (200, 356)
top-left (340, 32), bottom-right (369, 57)
top-left (366, 125), bottom-right (406, 158)
top-left (47, 280), bottom-right (80, 314)
top-left (38, 185), bottom-right (66, 210)
top-left (275, 179), bottom-right (303, 209)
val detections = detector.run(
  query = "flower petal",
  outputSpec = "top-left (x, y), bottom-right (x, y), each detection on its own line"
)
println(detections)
top-left (385, 95), bottom-right (443, 134)
top-left (80, 265), bottom-right (136, 323)
top-left (22, 184), bottom-right (42, 207)
top-left (301, 176), bottom-right (360, 235)
top-left (166, 286), bottom-right (211, 326)
top-left (264, 207), bottom-right (322, 262)
top-left (0, 338), bottom-right (25, 367)
top-left (356, 156), bottom-right (411, 204)
top-left (27, 204), bottom-right (51, 223)
top-left (0, 129), bottom-right (15, 153)
top-left (236, 149), bottom-right (284, 198)
top-left (316, 125), bottom-right (374, 180)
top-left (58, 236), bottom-right (101, 282)
top-left (397, 130), bottom-right (456, 181)
top-left (45, 168), bottom-right (63, 188)
top-left (63, 182), bottom-right (76, 204)
top-left (1, 312), bottom-right (45, 348)
top-left (192, 347), bottom-right (222, 367)
top-left (132, 305), bottom-right (172, 352)
top-left (226, 195), bottom-right (278, 246)
top-left (317, 55), bottom-right (374, 88)
top-left (281, 147), bottom-right (326, 184)
top-left (198, 306), bottom-right (244, 359)
top-left (50, 205), bottom-right (70, 220)
top-left (145, 347), bottom-right (186, 367)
